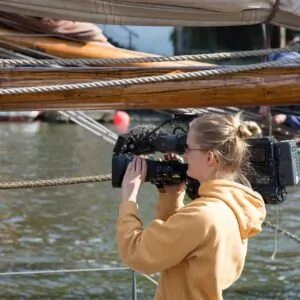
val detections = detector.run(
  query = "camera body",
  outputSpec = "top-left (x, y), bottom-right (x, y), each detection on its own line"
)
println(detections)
top-left (112, 154), bottom-right (188, 188)
top-left (111, 114), bottom-right (299, 205)
top-left (247, 137), bottom-right (299, 204)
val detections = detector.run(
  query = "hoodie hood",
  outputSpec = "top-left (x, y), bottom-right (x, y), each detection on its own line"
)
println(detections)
top-left (198, 179), bottom-right (266, 240)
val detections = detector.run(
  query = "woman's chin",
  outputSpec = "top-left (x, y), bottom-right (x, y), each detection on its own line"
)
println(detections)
top-left (186, 169), bottom-right (193, 178)
top-left (187, 169), bottom-right (199, 181)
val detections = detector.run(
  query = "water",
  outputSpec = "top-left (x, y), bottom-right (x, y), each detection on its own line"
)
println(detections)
top-left (0, 122), bottom-right (299, 300)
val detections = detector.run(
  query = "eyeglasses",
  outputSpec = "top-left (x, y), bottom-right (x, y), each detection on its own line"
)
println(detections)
top-left (184, 145), bottom-right (207, 153)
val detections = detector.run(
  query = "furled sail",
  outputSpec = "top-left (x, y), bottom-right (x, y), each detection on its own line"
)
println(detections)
top-left (0, 11), bottom-right (117, 52)
top-left (0, 0), bottom-right (298, 30)
top-left (0, 12), bottom-right (110, 44)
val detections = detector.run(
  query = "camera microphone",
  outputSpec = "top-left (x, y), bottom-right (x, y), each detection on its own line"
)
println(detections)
top-left (113, 124), bottom-right (187, 155)
top-left (127, 124), bottom-right (165, 141)
top-left (127, 124), bottom-right (187, 154)
top-left (113, 124), bottom-right (167, 155)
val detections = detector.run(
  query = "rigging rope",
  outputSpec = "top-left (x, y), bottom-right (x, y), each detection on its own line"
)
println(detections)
top-left (0, 55), bottom-right (300, 95)
top-left (263, 221), bottom-right (300, 244)
top-left (0, 172), bottom-right (298, 244)
top-left (58, 111), bottom-right (118, 144)
top-left (0, 174), bottom-right (112, 189)
top-left (1, 46), bottom-right (300, 66)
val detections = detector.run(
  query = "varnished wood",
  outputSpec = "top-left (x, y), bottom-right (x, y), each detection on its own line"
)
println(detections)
top-left (0, 66), bottom-right (207, 87)
top-left (0, 27), bottom-right (213, 67)
top-left (0, 66), bottom-right (299, 110)
top-left (0, 65), bottom-right (299, 87)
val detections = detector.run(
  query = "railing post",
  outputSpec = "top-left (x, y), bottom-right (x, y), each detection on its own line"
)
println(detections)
top-left (131, 270), bottom-right (137, 300)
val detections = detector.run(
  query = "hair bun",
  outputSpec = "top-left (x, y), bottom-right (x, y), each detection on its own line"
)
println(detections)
top-left (237, 121), bottom-right (261, 139)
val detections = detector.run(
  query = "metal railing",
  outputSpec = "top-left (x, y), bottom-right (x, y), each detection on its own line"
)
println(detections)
top-left (0, 267), bottom-right (158, 299)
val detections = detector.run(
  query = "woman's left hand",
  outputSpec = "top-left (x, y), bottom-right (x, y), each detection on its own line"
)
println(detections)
top-left (121, 156), bottom-right (147, 203)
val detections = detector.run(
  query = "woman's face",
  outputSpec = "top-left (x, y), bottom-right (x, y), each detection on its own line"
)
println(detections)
top-left (183, 128), bottom-right (218, 183)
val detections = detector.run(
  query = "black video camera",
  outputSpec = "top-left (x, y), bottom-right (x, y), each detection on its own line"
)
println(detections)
top-left (111, 113), bottom-right (299, 204)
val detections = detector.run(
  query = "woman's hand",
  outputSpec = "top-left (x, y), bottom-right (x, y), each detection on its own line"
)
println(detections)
top-left (121, 156), bottom-right (147, 203)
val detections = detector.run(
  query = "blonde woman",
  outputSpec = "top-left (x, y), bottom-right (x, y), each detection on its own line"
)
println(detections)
top-left (116, 113), bottom-right (266, 300)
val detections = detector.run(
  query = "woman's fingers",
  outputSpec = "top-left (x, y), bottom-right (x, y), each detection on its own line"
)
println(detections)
top-left (141, 158), bottom-right (147, 182)
top-left (126, 156), bottom-right (147, 175)
top-left (163, 153), bottom-right (183, 162)
top-left (136, 156), bottom-right (142, 173)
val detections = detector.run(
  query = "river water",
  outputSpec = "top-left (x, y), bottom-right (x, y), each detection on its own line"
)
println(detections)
top-left (0, 122), bottom-right (299, 299)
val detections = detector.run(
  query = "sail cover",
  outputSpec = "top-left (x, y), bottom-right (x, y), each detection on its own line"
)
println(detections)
top-left (0, 1), bottom-right (299, 31)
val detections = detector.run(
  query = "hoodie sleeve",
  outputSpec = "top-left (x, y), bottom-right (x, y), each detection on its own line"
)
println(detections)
top-left (116, 201), bottom-right (215, 275)
top-left (155, 191), bottom-right (185, 221)
top-left (285, 115), bottom-right (300, 129)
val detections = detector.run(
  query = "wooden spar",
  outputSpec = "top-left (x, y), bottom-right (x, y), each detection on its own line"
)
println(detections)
top-left (0, 65), bottom-right (299, 86)
top-left (0, 27), bottom-right (299, 110)
top-left (0, 66), bottom-right (209, 87)
top-left (0, 66), bottom-right (299, 110)
top-left (0, 27), bottom-right (213, 67)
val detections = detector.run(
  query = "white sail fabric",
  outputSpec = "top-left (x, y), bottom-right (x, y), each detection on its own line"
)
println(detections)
top-left (0, 0), bottom-right (299, 31)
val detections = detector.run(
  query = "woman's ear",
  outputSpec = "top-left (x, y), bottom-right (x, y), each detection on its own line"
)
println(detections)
top-left (206, 151), bottom-right (214, 165)
top-left (207, 151), bottom-right (218, 166)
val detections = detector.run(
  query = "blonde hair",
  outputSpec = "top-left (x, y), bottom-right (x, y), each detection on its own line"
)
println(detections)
top-left (189, 112), bottom-right (261, 186)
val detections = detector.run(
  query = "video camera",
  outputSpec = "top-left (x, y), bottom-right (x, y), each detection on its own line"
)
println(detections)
top-left (111, 113), bottom-right (300, 204)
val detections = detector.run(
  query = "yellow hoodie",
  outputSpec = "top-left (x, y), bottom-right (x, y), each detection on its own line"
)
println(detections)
top-left (116, 179), bottom-right (266, 300)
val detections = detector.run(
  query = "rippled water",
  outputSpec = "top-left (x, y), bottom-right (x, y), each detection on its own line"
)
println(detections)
top-left (0, 122), bottom-right (299, 299)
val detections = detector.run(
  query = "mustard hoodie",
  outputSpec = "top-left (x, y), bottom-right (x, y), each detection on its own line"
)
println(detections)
top-left (116, 179), bottom-right (266, 300)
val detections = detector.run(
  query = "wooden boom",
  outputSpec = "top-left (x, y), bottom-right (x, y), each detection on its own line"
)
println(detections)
top-left (0, 66), bottom-right (299, 110)
top-left (0, 26), bottom-right (299, 110)
top-left (0, 27), bottom-right (213, 67)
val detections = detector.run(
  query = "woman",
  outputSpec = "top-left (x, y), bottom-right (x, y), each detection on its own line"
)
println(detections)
top-left (116, 113), bottom-right (266, 300)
